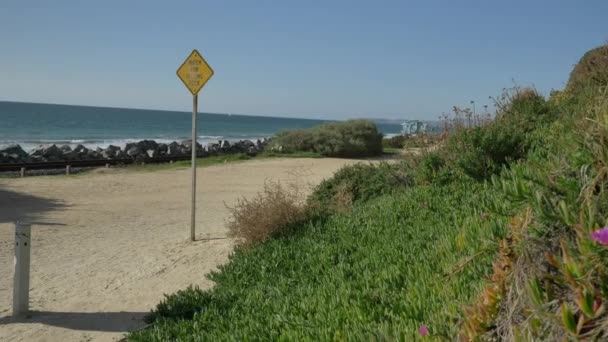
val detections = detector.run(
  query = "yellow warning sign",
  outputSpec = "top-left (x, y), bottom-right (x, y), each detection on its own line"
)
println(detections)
top-left (176, 50), bottom-right (214, 95)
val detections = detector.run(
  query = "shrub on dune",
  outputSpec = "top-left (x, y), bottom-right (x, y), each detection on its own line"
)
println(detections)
top-left (272, 120), bottom-right (383, 158)
top-left (226, 180), bottom-right (309, 246)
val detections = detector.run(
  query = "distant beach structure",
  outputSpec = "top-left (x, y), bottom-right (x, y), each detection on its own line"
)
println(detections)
top-left (400, 120), bottom-right (428, 136)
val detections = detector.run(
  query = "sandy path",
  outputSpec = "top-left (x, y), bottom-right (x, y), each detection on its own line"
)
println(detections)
top-left (0, 158), bottom-right (360, 342)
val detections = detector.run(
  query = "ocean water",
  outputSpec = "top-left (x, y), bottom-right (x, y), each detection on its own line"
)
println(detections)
top-left (0, 101), bottom-right (404, 151)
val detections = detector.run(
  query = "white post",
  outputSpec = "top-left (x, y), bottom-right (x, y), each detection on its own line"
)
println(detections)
top-left (191, 94), bottom-right (198, 241)
top-left (20, 167), bottom-right (25, 178)
top-left (13, 222), bottom-right (31, 317)
top-left (66, 165), bottom-right (71, 175)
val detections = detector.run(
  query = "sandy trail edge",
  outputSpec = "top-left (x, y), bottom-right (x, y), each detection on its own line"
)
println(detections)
top-left (0, 157), bottom-right (361, 342)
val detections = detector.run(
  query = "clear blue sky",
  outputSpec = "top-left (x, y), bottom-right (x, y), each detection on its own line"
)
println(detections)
top-left (0, 1), bottom-right (606, 120)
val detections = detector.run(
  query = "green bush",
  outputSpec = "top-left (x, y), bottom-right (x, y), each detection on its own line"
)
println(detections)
top-left (417, 152), bottom-right (454, 185)
top-left (440, 87), bottom-right (554, 181)
top-left (382, 135), bottom-right (407, 148)
top-left (446, 124), bottom-right (526, 181)
top-left (496, 87), bottom-right (555, 134)
top-left (309, 162), bottom-right (413, 212)
top-left (382, 134), bottom-right (439, 150)
top-left (273, 120), bottom-right (383, 158)
top-left (272, 130), bottom-right (315, 153)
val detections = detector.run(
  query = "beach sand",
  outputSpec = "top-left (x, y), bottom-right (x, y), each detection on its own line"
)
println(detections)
top-left (0, 157), bottom-right (362, 342)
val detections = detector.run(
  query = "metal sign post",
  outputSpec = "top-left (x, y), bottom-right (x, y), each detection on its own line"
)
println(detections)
top-left (190, 94), bottom-right (198, 241)
top-left (177, 49), bottom-right (214, 241)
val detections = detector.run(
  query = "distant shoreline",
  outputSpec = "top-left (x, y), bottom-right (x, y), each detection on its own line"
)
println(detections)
top-left (0, 101), bottom-right (406, 152)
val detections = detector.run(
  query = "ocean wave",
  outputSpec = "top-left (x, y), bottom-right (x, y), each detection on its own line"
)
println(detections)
top-left (198, 135), bottom-right (224, 139)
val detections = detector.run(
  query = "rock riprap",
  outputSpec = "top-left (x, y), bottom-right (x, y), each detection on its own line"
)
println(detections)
top-left (0, 138), bottom-right (272, 164)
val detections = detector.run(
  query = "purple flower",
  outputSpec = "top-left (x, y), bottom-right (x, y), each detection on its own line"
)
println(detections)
top-left (591, 227), bottom-right (608, 245)
top-left (419, 325), bottom-right (429, 336)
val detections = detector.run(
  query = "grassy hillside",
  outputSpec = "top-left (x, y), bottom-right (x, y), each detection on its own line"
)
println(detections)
top-left (129, 45), bottom-right (608, 341)
top-left (131, 182), bottom-right (507, 340)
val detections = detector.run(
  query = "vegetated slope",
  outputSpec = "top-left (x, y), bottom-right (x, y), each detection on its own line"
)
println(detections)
top-left (460, 45), bottom-right (608, 340)
top-left (129, 45), bottom-right (608, 341)
top-left (130, 182), bottom-right (506, 340)
top-left (566, 45), bottom-right (608, 95)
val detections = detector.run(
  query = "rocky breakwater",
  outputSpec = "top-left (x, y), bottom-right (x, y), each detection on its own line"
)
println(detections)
top-left (0, 138), bottom-right (271, 164)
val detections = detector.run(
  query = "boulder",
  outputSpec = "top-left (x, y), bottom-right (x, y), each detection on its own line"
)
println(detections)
top-left (136, 140), bottom-right (158, 155)
top-left (75, 146), bottom-right (90, 159)
top-left (0, 144), bottom-right (28, 159)
top-left (126, 146), bottom-right (142, 157)
top-left (241, 140), bottom-right (255, 148)
top-left (181, 139), bottom-right (204, 155)
top-left (102, 145), bottom-right (121, 159)
top-left (30, 147), bottom-right (44, 157)
top-left (220, 140), bottom-right (231, 152)
top-left (74, 144), bottom-right (88, 153)
top-left (107, 145), bottom-right (120, 153)
top-left (181, 139), bottom-right (202, 149)
top-left (232, 140), bottom-right (255, 154)
top-left (42, 145), bottom-right (63, 161)
top-left (115, 149), bottom-right (127, 159)
top-left (60, 144), bottom-right (72, 152)
top-left (246, 145), bottom-right (258, 156)
top-left (167, 141), bottom-right (184, 156)
top-left (1, 151), bottom-right (31, 163)
top-left (86, 149), bottom-right (100, 159)
top-left (101, 150), bottom-right (113, 159)
top-left (124, 140), bottom-right (158, 158)
top-left (196, 147), bottom-right (209, 158)
top-left (146, 149), bottom-right (156, 158)
top-left (62, 150), bottom-right (80, 161)
top-left (124, 142), bottom-right (137, 152)
top-left (207, 143), bottom-right (220, 154)
top-left (158, 143), bottom-right (168, 155)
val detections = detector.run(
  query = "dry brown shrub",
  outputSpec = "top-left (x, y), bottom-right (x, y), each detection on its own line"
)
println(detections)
top-left (226, 180), bottom-right (308, 247)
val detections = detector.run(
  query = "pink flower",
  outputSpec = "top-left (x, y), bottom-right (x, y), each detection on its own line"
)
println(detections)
top-left (591, 227), bottom-right (608, 245)
top-left (481, 213), bottom-right (488, 219)
top-left (419, 325), bottom-right (429, 336)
